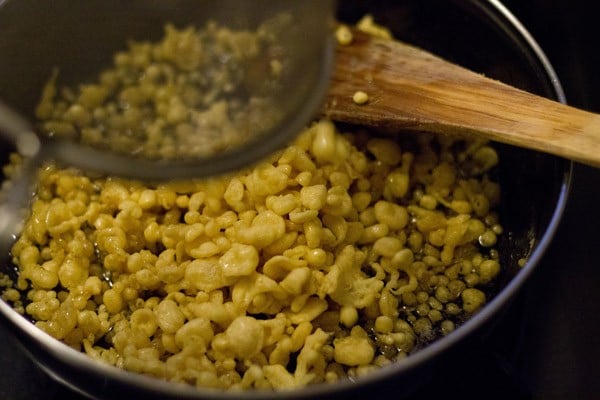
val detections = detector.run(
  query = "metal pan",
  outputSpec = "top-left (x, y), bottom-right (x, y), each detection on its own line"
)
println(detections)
top-left (0, 1), bottom-right (571, 399)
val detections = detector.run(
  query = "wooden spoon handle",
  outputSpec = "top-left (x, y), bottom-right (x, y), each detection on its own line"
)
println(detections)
top-left (324, 30), bottom-right (600, 167)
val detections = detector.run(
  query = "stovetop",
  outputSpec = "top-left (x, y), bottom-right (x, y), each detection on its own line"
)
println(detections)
top-left (1, 1), bottom-right (599, 399)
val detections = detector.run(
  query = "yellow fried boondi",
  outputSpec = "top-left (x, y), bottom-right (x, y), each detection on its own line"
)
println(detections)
top-left (0, 15), bottom-right (506, 392)
top-left (2, 117), bottom-right (503, 390)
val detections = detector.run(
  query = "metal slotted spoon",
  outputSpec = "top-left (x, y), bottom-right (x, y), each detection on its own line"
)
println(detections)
top-left (0, 0), bottom-right (335, 258)
top-left (0, 0), bottom-right (335, 180)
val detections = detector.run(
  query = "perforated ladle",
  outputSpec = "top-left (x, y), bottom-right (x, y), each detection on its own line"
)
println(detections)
top-left (0, 0), bottom-right (334, 259)
top-left (0, 0), bottom-right (335, 181)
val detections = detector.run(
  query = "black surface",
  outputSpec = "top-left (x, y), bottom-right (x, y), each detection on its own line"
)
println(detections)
top-left (1, 1), bottom-right (599, 399)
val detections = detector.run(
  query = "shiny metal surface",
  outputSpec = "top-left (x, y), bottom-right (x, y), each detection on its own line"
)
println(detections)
top-left (0, 1), bottom-right (575, 399)
top-left (0, 0), bottom-right (334, 180)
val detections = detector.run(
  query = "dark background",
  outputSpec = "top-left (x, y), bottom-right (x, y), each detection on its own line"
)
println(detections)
top-left (1, 1), bottom-right (599, 399)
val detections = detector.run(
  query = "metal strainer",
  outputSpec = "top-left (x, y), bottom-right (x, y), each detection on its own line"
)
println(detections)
top-left (0, 0), bottom-right (334, 179)
top-left (0, 0), bottom-right (334, 256)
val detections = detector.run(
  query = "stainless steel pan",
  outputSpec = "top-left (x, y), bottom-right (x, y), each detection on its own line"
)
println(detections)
top-left (0, 1), bottom-right (570, 399)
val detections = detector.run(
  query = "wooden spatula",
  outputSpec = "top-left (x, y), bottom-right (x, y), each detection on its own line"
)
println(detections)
top-left (323, 30), bottom-right (600, 167)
